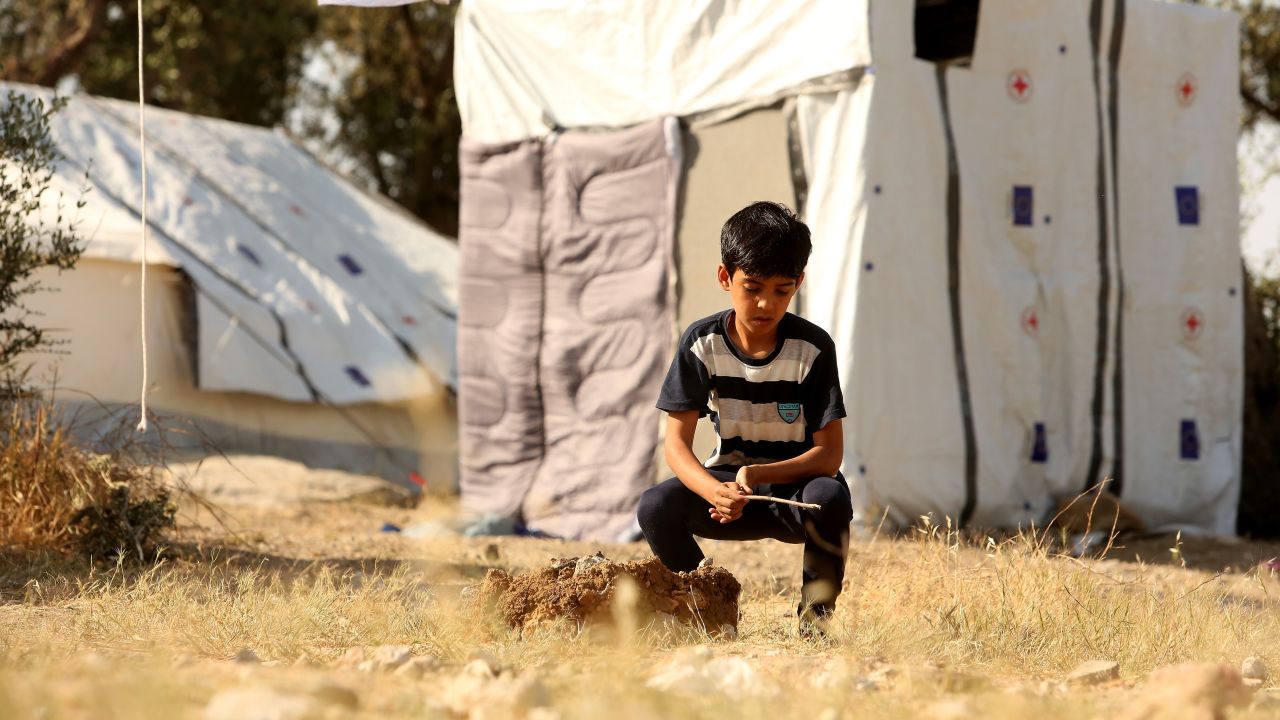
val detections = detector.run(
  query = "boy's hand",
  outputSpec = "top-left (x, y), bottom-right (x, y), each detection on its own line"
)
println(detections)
top-left (708, 482), bottom-right (748, 523)
top-left (735, 465), bottom-right (757, 494)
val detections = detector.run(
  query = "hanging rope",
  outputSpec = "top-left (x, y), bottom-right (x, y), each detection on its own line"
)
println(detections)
top-left (135, 0), bottom-right (150, 432)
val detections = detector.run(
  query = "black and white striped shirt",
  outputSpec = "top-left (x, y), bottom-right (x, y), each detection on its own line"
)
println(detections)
top-left (657, 310), bottom-right (845, 468)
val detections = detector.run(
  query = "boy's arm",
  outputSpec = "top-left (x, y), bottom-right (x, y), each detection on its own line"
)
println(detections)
top-left (665, 410), bottom-right (751, 522)
top-left (736, 418), bottom-right (844, 489)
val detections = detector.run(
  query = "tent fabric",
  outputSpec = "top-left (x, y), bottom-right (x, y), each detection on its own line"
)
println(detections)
top-left (457, 119), bottom-right (680, 540)
top-left (457, 138), bottom-right (546, 521)
top-left (795, 64), bottom-right (967, 527)
top-left (88, 96), bottom-right (458, 390)
top-left (7, 83), bottom-right (457, 405)
top-left (946, 0), bottom-right (1106, 526)
top-left (795, 0), bottom-right (1240, 532)
top-left (523, 118), bottom-right (680, 540)
top-left (454, 0), bottom-right (872, 143)
top-left (26, 260), bottom-right (454, 489)
top-left (1114, 0), bottom-right (1242, 535)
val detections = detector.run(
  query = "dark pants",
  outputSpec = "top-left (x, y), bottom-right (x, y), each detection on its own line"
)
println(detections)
top-left (637, 467), bottom-right (853, 616)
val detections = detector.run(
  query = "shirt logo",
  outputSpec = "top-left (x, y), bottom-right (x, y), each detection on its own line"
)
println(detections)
top-left (777, 403), bottom-right (801, 424)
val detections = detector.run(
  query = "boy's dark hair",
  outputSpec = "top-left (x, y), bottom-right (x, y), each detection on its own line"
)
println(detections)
top-left (720, 201), bottom-right (812, 279)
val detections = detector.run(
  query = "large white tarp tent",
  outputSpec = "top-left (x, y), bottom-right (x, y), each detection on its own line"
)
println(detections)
top-left (8, 82), bottom-right (460, 488)
top-left (324, 0), bottom-right (1244, 536)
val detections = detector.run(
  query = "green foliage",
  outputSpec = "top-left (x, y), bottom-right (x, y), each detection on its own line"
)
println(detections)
top-left (298, 4), bottom-right (460, 235)
top-left (0, 0), bottom-right (457, 233)
top-left (0, 89), bottom-right (85, 398)
top-left (72, 482), bottom-right (176, 559)
top-left (73, 0), bottom-right (319, 128)
top-left (1241, 273), bottom-right (1280, 536)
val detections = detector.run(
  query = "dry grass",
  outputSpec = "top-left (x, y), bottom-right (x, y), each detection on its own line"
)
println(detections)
top-left (0, 401), bottom-right (173, 557)
top-left (0, 495), bottom-right (1277, 719)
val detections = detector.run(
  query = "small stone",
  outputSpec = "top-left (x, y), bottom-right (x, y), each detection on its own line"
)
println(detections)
top-left (370, 644), bottom-right (413, 671)
top-left (923, 699), bottom-right (972, 720)
top-left (394, 656), bottom-right (441, 679)
top-left (463, 658), bottom-right (497, 678)
top-left (1067, 659), bottom-right (1119, 685)
top-left (1120, 663), bottom-right (1248, 720)
top-left (305, 681), bottom-right (359, 710)
top-left (573, 551), bottom-right (607, 576)
top-left (203, 687), bottom-right (318, 720)
top-left (698, 557), bottom-right (714, 569)
top-left (336, 647), bottom-right (365, 668)
top-left (1242, 656), bottom-right (1268, 682)
top-left (232, 648), bottom-right (261, 664)
top-left (483, 543), bottom-right (501, 561)
top-left (1252, 688), bottom-right (1280, 711)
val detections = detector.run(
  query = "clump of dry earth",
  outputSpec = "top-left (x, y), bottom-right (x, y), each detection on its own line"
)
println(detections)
top-left (477, 553), bottom-right (741, 635)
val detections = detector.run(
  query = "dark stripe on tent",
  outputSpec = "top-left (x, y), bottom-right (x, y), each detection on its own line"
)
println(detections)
top-left (1108, 0), bottom-right (1127, 495)
top-left (1082, 0), bottom-right (1113, 493)
top-left (936, 65), bottom-right (979, 527)
top-left (785, 103), bottom-right (810, 218)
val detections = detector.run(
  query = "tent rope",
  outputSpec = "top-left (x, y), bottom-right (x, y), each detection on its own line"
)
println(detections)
top-left (135, 0), bottom-right (150, 432)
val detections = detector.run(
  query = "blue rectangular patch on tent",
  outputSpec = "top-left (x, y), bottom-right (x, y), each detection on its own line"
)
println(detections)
top-left (235, 242), bottom-right (262, 267)
top-left (1176, 186), bottom-right (1199, 225)
top-left (338, 254), bottom-right (364, 276)
top-left (345, 365), bottom-right (371, 388)
top-left (1031, 422), bottom-right (1048, 463)
top-left (1012, 186), bottom-right (1034, 226)
top-left (1179, 418), bottom-right (1200, 460)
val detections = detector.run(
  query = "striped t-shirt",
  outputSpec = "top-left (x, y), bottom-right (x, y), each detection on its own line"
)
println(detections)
top-left (657, 310), bottom-right (845, 468)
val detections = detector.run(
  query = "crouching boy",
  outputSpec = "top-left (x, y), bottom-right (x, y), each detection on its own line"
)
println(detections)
top-left (638, 201), bottom-right (853, 635)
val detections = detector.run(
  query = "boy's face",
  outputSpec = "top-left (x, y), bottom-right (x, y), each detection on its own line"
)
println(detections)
top-left (717, 265), bottom-right (803, 336)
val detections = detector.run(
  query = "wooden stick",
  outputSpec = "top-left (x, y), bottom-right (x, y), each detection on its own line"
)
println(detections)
top-left (745, 496), bottom-right (822, 511)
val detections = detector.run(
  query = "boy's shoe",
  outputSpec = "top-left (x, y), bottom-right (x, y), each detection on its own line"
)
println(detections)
top-left (798, 604), bottom-right (835, 643)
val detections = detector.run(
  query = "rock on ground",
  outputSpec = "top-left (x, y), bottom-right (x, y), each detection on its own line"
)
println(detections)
top-left (1067, 659), bottom-right (1120, 685)
top-left (476, 555), bottom-right (740, 633)
top-left (1119, 663), bottom-right (1249, 720)
top-left (646, 646), bottom-right (775, 697)
top-left (203, 687), bottom-right (320, 720)
top-left (1241, 656), bottom-right (1268, 682)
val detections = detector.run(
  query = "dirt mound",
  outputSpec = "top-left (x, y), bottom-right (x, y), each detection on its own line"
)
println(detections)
top-left (478, 554), bottom-right (740, 634)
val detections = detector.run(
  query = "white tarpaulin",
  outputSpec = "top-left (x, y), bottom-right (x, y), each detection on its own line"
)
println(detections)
top-left (88, 97), bottom-right (458, 389)
top-left (795, 0), bottom-right (1240, 532)
top-left (794, 53), bottom-right (968, 524)
top-left (10, 83), bottom-right (457, 406)
top-left (1114, 0), bottom-right (1242, 534)
top-left (947, 0), bottom-right (1106, 526)
top-left (454, 0), bottom-right (872, 143)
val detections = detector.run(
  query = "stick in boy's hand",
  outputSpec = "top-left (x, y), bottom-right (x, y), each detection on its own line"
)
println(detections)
top-left (745, 496), bottom-right (822, 511)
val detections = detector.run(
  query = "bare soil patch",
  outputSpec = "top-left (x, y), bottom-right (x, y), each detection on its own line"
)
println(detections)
top-left (479, 554), bottom-right (741, 633)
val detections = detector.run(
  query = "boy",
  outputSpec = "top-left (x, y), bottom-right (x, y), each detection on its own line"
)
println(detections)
top-left (637, 201), bottom-right (853, 635)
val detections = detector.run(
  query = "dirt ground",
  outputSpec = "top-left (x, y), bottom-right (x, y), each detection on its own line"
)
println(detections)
top-left (2, 456), bottom-right (1279, 719)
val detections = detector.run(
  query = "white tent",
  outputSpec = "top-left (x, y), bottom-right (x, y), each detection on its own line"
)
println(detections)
top-left (9, 82), bottom-right (460, 489)
top-left (327, 0), bottom-right (1244, 535)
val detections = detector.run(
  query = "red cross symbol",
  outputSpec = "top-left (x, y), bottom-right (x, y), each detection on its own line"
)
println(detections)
top-left (401, 315), bottom-right (418, 326)
top-left (182, 196), bottom-right (194, 207)
top-left (1182, 307), bottom-right (1203, 340)
top-left (1021, 306), bottom-right (1040, 337)
top-left (289, 204), bottom-right (305, 217)
top-left (1007, 69), bottom-right (1033, 102)
top-left (304, 300), bottom-right (319, 315)
top-left (1177, 73), bottom-right (1197, 107)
